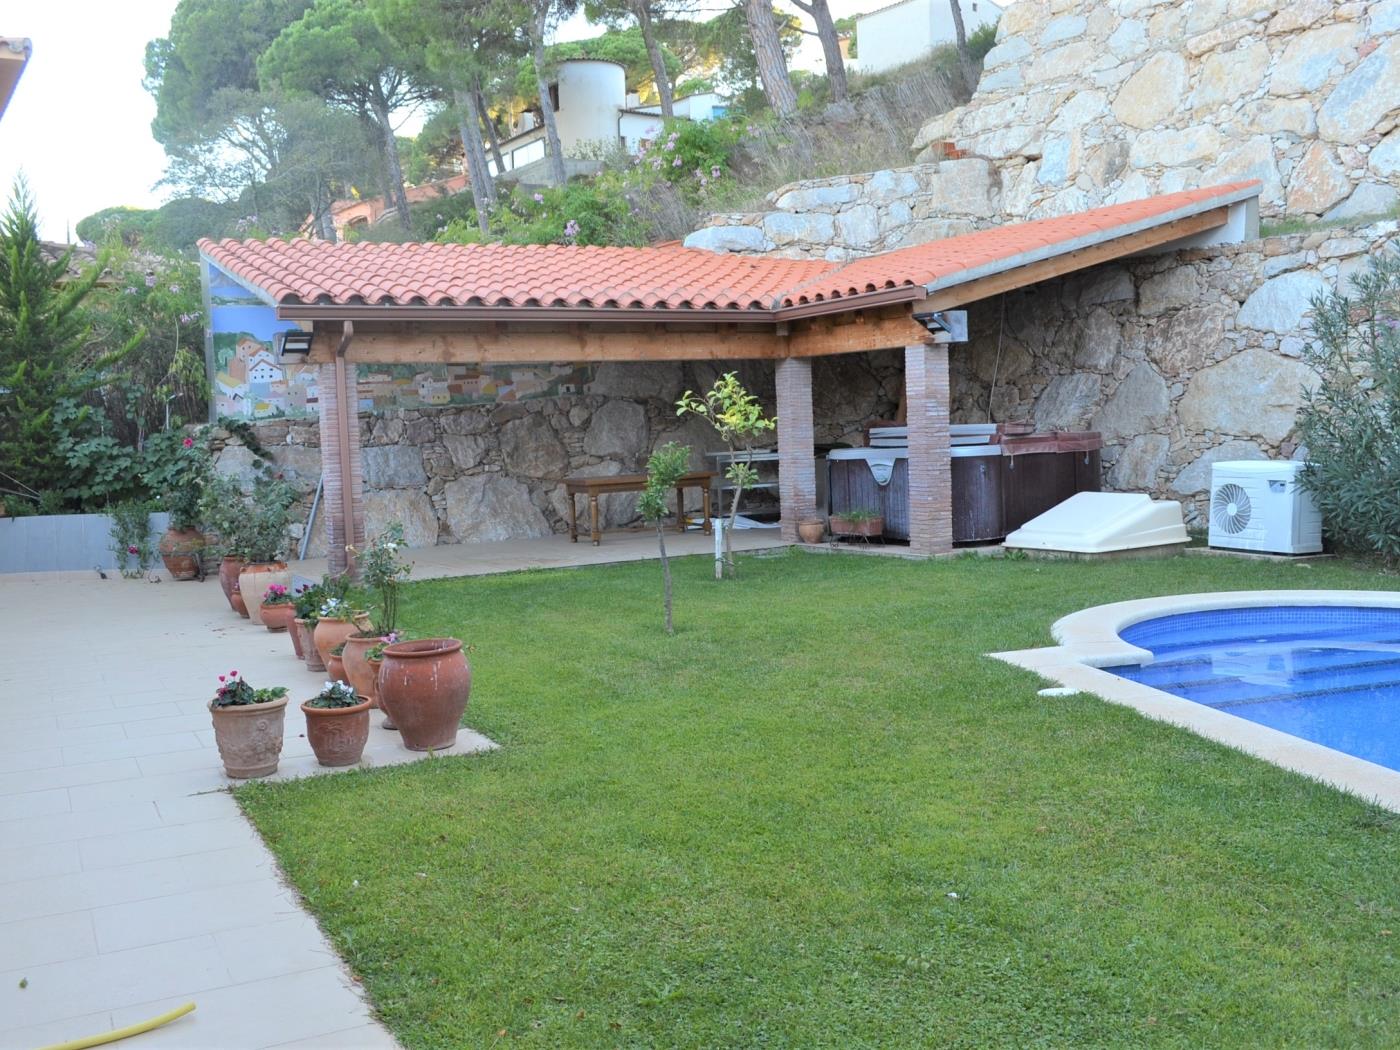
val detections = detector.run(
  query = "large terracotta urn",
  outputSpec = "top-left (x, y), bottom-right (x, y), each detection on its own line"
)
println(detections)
top-left (378, 638), bottom-right (471, 752)
top-left (314, 617), bottom-right (358, 668)
top-left (341, 634), bottom-right (383, 706)
top-left (218, 556), bottom-right (245, 613)
top-left (296, 619), bottom-right (325, 672)
top-left (301, 696), bottom-right (372, 767)
top-left (238, 561), bottom-right (289, 626)
top-left (209, 694), bottom-right (288, 778)
top-left (230, 586), bottom-right (249, 618)
top-left (158, 527), bottom-right (205, 581)
top-left (287, 617), bottom-right (306, 660)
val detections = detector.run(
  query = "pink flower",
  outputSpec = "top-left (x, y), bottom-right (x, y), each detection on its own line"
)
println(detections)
top-left (127, 545), bottom-right (139, 554)
top-left (182, 437), bottom-right (193, 448)
top-left (230, 670), bottom-right (238, 676)
top-left (218, 675), bottom-right (226, 682)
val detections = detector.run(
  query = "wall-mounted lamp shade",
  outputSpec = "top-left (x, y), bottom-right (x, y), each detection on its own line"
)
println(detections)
top-left (275, 330), bottom-right (314, 359)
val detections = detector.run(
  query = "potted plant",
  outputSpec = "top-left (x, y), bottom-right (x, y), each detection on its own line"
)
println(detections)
top-left (155, 434), bottom-right (209, 581)
top-left (200, 474), bottom-right (248, 614)
top-left (796, 514), bottom-right (825, 544)
top-left (314, 595), bottom-right (364, 668)
top-left (379, 638), bottom-right (472, 752)
top-left (294, 583), bottom-right (326, 671)
top-left (301, 680), bottom-right (371, 767)
top-left (236, 475), bottom-right (296, 626)
top-left (342, 524), bottom-right (412, 709)
top-left (208, 671), bottom-right (288, 778)
top-left (326, 642), bottom-right (348, 684)
top-left (260, 583), bottom-right (296, 633)
top-left (829, 506), bottom-right (884, 539)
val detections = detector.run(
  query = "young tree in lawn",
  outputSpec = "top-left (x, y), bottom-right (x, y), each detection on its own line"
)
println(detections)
top-left (947, 0), bottom-right (976, 95)
top-left (743, 0), bottom-right (799, 117)
top-left (639, 442), bottom-right (691, 634)
top-left (258, 0), bottom-right (435, 232)
top-left (786, 0), bottom-right (846, 102)
top-left (677, 372), bottom-right (776, 579)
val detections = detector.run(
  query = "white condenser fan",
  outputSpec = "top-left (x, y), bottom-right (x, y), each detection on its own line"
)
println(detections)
top-left (1207, 460), bottom-right (1322, 555)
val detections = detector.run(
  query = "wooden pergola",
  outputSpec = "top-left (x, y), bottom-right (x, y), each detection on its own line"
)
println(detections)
top-left (201, 182), bottom-right (1260, 574)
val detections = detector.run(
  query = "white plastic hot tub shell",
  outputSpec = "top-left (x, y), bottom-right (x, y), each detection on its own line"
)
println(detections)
top-left (1003, 491), bottom-right (1188, 554)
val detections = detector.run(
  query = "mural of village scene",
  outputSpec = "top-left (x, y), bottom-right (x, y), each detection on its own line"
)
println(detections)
top-left (204, 262), bottom-right (594, 418)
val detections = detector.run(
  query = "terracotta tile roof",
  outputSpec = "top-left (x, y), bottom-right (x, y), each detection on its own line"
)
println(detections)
top-left (775, 181), bottom-right (1261, 308)
top-left (196, 238), bottom-right (833, 312)
top-left (198, 181), bottom-right (1259, 319)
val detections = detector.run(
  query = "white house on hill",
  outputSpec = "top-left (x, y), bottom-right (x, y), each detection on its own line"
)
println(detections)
top-left (856, 0), bottom-right (1003, 74)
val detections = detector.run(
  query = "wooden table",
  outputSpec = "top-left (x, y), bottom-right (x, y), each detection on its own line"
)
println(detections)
top-left (565, 471), bottom-right (715, 545)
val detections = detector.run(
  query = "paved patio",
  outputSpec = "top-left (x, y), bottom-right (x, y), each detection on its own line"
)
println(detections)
top-left (0, 529), bottom-right (786, 1048)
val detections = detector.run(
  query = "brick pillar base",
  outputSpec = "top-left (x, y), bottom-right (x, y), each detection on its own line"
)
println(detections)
top-left (316, 361), bottom-right (365, 576)
top-left (905, 343), bottom-right (952, 556)
top-left (775, 357), bottom-right (817, 542)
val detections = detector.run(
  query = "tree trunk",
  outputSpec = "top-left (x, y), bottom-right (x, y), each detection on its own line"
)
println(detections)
top-left (804, 0), bottom-right (848, 103)
top-left (634, 0), bottom-right (674, 117)
top-left (948, 0), bottom-right (977, 96)
top-left (371, 95), bottom-right (413, 232)
top-left (656, 523), bottom-right (674, 634)
top-left (475, 87), bottom-right (506, 176)
top-left (312, 188), bottom-right (337, 242)
top-left (454, 89), bottom-right (494, 235)
top-left (744, 0), bottom-right (798, 118)
top-left (530, 8), bottom-right (569, 186)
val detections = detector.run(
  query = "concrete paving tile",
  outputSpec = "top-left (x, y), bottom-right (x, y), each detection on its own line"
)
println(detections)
top-left (174, 844), bottom-right (278, 887)
top-left (79, 816), bottom-right (262, 871)
top-left (0, 933), bottom-right (232, 1030)
top-left (138, 745), bottom-right (230, 777)
top-left (215, 913), bottom-right (341, 983)
top-left (0, 911), bottom-right (97, 972)
top-left (67, 768), bottom-right (230, 810)
top-left (123, 712), bottom-right (224, 738)
top-left (0, 746), bottom-right (63, 775)
top-left (64, 732), bottom-right (205, 768)
top-left (0, 1009), bottom-right (117, 1050)
top-left (92, 878), bottom-right (301, 954)
top-left (0, 785), bottom-right (70, 822)
top-left (56, 701), bottom-right (185, 730)
top-left (0, 841), bottom-right (82, 886)
top-left (264, 1025), bottom-right (401, 1049)
top-left (0, 756), bottom-right (143, 797)
top-left (1, 801), bottom-right (164, 850)
top-left (155, 790), bottom-right (240, 825)
top-left (0, 722), bottom-right (127, 758)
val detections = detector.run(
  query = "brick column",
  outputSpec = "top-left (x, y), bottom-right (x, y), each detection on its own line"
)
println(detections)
top-left (775, 357), bottom-right (817, 542)
top-left (905, 342), bottom-right (953, 557)
top-left (316, 361), bottom-right (365, 576)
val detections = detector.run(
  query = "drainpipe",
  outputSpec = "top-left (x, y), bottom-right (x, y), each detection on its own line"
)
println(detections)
top-left (334, 321), bottom-right (357, 574)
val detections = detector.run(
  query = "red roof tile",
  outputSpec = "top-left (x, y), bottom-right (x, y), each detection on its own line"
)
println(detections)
top-left (198, 182), bottom-right (1259, 319)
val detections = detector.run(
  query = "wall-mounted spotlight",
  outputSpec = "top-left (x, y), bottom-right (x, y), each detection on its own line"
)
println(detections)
top-left (912, 309), bottom-right (969, 342)
top-left (274, 329), bottom-right (314, 360)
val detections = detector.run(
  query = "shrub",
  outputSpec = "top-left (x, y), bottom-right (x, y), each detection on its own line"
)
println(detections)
top-left (1297, 250), bottom-right (1400, 560)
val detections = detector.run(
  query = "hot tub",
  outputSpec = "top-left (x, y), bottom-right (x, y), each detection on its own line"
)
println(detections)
top-left (827, 446), bottom-right (1005, 543)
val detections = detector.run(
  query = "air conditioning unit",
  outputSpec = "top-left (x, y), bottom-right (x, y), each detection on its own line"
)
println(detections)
top-left (1208, 460), bottom-right (1322, 554)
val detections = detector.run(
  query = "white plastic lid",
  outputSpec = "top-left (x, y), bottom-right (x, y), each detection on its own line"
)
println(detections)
top-left (1211, 460), bottom-right (1306, 475)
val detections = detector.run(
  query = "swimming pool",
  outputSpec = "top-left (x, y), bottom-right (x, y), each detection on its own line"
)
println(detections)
top-left (1105, 606), bottom-right (1400, 773)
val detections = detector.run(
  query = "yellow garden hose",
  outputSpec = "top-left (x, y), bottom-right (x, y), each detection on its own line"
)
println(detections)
top-left (36, 1002), bottom-right (196, 1050)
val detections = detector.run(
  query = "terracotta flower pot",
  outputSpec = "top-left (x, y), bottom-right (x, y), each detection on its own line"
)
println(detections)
top-left (341, 634), bottom-right (383, 706)
top-left (287, 617), bottom-right (306, 660)
top-left (238, 562), bottom-right (288, 626)
top-left (830, 515), bottom-right (884, 539)
top-left (368, 656), bottom-right (394, 729)
top-left (378, 638), bottom-right (471, 752)
top-left (796, 519), bottom-right (825, 544)
top-left (219, 556), bottom-right (246, 612)
top-left (158, 527), bottom-right (205, 581)
top-left (261, 602), bottom-right (296, 633)
top-left (230, 587), bottom-right (249, 618)
top-left (296, 619), bottom-right (325, 672)
top-left (326, 652), bottom-right (347, 684)
top-left (209, 694), bottom-right (288, 778)
top-left (300, 696), bottom-right (372, 767)
top-left (314, 617), bottom-right (358, 668)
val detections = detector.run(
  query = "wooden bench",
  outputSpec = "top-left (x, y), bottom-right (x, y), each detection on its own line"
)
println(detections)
top-left (564, 471), bottom-right (716, 545)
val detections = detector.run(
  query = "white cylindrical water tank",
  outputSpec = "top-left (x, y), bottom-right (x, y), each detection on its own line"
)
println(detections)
top-left (553, 60), bottom-right (626, 157)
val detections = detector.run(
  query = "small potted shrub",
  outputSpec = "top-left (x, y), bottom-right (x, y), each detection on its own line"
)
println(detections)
top-left (292, 583), bottom-right (324, 668)
top-left (342, 524), bottom-right (412, 709)
top-left (260, 583), bottom-right (296, 633)
top-left (156, 434), bottom-right (209, 581)
top-left (829, 506), bottom-right (884, 539)
top-left (301, 680), bottom-right (371, 767)
top-left (327, 641), bottom-right (348, 684)
top-left (208, 671), bottom-right (288, 778)
top-left (236, 475), bottom-right (296, 626)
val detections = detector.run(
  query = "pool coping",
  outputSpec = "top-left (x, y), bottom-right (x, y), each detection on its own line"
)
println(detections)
top-left (991, 589), bottom-right (1400, 813)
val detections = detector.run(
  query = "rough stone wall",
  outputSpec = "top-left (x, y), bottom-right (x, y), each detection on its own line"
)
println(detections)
top-left (913, 0), bottom-right (1400, 222)
top-left (216, 356), bottom-right (905, 553)
top-left (948, 218), bottom-right (1398, 523)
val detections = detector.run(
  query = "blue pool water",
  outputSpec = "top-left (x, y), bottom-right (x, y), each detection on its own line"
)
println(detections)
top-left (1106, 605), bottom-right (1400, 772)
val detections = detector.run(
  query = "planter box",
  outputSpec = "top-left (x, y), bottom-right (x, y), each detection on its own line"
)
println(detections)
top-left (0, 512), bottom-right (171, 574)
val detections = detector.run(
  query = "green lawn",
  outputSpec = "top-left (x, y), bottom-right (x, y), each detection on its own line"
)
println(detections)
top-left (239, 551), bottom-right (1400, 1048)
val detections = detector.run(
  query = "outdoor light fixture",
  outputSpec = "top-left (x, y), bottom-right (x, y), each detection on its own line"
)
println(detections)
top-left (275, 329), bottom-right (314, 360)
top-left (912, 309), bottom-right (969, 342)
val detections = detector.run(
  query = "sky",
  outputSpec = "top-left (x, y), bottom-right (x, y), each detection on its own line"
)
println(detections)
top-left (0, 0), bottom-right (938, 242)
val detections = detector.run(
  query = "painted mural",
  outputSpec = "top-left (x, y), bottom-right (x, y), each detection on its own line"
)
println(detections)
top-left (204, 262), bottom-right (595, 419)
